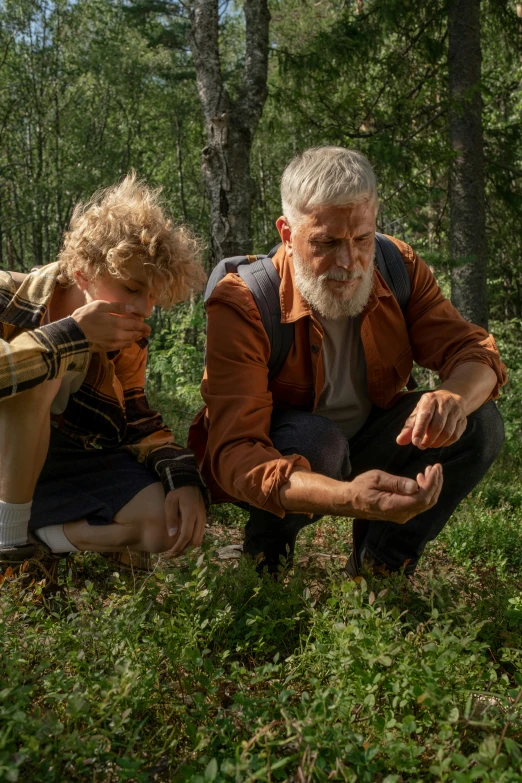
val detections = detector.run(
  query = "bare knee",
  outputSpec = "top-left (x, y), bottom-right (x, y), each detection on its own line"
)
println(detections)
top-left (114, 483), bottom-right (174, 553)
top-left (140, 512), bottom-right (173, 553)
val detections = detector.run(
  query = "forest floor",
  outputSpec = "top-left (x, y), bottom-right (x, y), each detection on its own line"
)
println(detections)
top-left (1, 390), bottom-right (522, 782)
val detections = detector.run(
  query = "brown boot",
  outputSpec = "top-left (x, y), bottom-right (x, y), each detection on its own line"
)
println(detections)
top-left (0, 533), bottom-right (61, 584)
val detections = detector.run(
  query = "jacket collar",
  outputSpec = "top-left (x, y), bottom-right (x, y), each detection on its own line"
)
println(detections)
top-left (272, 245), bottom-right (393, 324)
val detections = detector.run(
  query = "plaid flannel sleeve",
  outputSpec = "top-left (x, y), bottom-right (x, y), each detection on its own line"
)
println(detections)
top-left (0, 271), bottom-right (90, 398)
top-left (114, 342), bottom-right (209, 504)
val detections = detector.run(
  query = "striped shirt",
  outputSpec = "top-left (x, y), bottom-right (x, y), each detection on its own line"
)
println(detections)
top-left (0, 263), bottom-right (207, 499)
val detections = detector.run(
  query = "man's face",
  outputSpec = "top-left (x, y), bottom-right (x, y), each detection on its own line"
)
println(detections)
top-left (79, 256), bottom-right (157, 320)
top-left (277, 201), bottom-right (377, 319)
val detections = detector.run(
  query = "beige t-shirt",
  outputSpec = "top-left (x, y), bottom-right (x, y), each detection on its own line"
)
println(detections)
top-left (314, 315), bottom-right (372, 440)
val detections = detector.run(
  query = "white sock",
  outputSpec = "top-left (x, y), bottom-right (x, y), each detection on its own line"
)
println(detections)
top-left (0, 500), bottom-right (32, 547)
top-left (34, 525), bottom-right (79, 554)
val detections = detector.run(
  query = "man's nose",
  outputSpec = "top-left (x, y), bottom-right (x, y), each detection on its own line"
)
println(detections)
top-left (335, 241), bottom-right (355, 269)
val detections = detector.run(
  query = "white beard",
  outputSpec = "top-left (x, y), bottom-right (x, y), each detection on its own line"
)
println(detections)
top-left (293, 250), bottom-right (374, 320)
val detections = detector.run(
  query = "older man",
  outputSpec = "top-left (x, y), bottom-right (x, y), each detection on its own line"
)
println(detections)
top-left (189, 147), bottom-right (507, 575)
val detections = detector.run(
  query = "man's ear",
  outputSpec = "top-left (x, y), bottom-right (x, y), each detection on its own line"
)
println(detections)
top-left (276, 216), bottom-right (293, 256)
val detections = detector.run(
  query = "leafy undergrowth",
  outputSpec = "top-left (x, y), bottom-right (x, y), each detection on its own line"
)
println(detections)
top-left (2, 390), bottom-right (522, 781)
top-left (1, 501), bottom-right (522, 782)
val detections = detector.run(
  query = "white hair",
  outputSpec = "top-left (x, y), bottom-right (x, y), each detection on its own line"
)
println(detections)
top-left (281, 146), bottom-right (378, 226)
top-left (293, 249), bottom-right (375, 320)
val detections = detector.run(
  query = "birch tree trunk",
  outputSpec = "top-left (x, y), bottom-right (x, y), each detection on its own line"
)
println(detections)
top-left (188, 0), bottom-right (270, 265)
top-left (448, 0), bottom-right (488, 328)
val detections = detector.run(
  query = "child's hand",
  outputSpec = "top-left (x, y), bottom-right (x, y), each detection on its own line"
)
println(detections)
top-left (71, 300), bottom-right (150, 350)
top-left (163, 486), bottom-right (207, 559)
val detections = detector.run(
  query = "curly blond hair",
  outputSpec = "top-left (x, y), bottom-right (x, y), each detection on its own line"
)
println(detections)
top-left (57, 172), bottom-right (206, 308)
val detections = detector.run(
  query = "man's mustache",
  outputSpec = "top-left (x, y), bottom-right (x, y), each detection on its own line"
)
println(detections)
top-left (320, 265), bottom-right (365, 282)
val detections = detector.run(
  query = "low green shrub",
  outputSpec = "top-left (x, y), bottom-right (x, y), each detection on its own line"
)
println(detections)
top-left (1, 552), bottom-right (521, 782)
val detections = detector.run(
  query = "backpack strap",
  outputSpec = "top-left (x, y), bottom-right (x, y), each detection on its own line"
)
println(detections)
top-left (375, 234), bottom-right (417, 390)
top-left (207, 237), bottom-right (414, 386)
top-left (237, 256), bottom-right (294, 380)
top-left (375, 233), bottom-right (411, 314)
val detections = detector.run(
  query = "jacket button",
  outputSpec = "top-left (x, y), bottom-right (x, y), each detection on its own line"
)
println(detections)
top-left (311, 344), bottom-right (319, 354)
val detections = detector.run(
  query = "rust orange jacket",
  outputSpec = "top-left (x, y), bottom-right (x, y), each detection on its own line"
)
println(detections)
top-left (188, 237), bottom-right (507, 517)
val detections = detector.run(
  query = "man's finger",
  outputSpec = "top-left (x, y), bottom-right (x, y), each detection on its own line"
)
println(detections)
top-left (396, 406), bottom-right (419, 445)
top-left (419, 409), bottom-right (447, 448)
top-left (418, 464), bottom-right (443, 504)
top-left (373, 471), bottom-right (418, 495)
top-left (411, 398), bottom-right (436, 447)
top-left (431, 415), bottom-right (465, 448)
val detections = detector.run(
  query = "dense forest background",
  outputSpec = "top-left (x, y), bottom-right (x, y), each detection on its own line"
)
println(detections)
top-left (1, 0), bottom-right (521, 319)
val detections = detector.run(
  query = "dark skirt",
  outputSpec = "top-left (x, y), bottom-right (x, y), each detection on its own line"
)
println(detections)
top-left (29, 428), bottom-right (159, 530)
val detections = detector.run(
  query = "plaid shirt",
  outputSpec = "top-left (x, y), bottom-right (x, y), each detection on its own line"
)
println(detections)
top-left (0, 263), bottom-right (207, 499)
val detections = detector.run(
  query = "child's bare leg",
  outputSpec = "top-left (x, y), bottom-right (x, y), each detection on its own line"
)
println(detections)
top-left (64, 483), bottom-right (175, 553)
top-left (0, 379), bottom-right (61, 503)
top-left (0, 380), bottom-right (62, 550)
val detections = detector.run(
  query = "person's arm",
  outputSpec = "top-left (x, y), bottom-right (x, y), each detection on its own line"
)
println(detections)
top-left (0, 268), bottom-right (150, 399)
top-left (0, 319), bottom-right (90, 398)
top-left (280, 464), bottom-right (443, 523)
top-left (396, 362), bottom-right (497, 449)
top-left (393, 238), bottom-right (507, 401)
top-left (386, 240), bottom-right (506, 451)
top-left (114, 343), bottom-right (208, 557)
top-left (202, 277), bottom-right (311, 518)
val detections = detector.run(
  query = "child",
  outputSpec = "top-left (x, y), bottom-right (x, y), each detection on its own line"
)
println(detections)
top-left (0, 173), bottom-right (208, 569)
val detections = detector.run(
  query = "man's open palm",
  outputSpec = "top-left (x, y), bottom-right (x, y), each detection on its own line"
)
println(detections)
top-left (348, 464), bottom-right (443, 524)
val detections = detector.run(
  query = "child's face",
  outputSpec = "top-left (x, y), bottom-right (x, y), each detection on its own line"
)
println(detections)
top-left (81, 256), bottom-right (157, 319)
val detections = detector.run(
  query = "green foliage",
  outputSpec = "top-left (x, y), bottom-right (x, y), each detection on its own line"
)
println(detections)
top-left (0, 0), bottom-right (206, 270)
top-left (145, 300), bottom-right (207, 438)
top-left (1, 546), bottom-right (521, 782)
top-left (147, 301), bottom-right (206, 391)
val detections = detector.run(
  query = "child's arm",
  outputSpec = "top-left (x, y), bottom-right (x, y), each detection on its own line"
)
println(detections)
top-left (115, 342), bottom-right (209, 554)
top-left (0, 271), bottom-right (90, 398)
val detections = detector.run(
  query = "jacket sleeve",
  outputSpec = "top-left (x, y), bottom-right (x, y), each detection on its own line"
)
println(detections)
top-left (202, 278), bottom-right (311, 517)
top-left (395, 240), bottom-right (507, 398)
top-left (114, 341), bottom-right (209, 502)
top-left (0, 273), bottom-right (90, 398)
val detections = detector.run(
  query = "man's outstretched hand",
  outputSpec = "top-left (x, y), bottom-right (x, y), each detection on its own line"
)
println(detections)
top-left (280, 463), bottom-right (443, 524)
top-left (347, 464), bottom-right (443, 524)
top-left (396, 390), bottom-right (467, 450)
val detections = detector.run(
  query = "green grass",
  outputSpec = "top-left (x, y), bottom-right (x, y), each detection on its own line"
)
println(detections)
top-left (1, 388), bottom-right (522, 782)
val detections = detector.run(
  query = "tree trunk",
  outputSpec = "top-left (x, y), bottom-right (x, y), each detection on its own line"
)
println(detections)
top-left (448, 0), bottom-right (488, 328)
top-left (189, 0), bottom-right (270, 265)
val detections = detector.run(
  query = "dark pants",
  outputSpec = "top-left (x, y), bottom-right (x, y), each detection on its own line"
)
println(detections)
top-left (243, 393), bottom-right (505, 572)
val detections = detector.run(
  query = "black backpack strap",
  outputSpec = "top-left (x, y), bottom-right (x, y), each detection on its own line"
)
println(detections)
top-left (375, 233), bottom-right (410, 314)
top-left (204, 256), bottom-right (252, 303)
top-left (237, 257), bottom-right (294, 380)
top-left (375, 233), bottom-right (417, 390)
